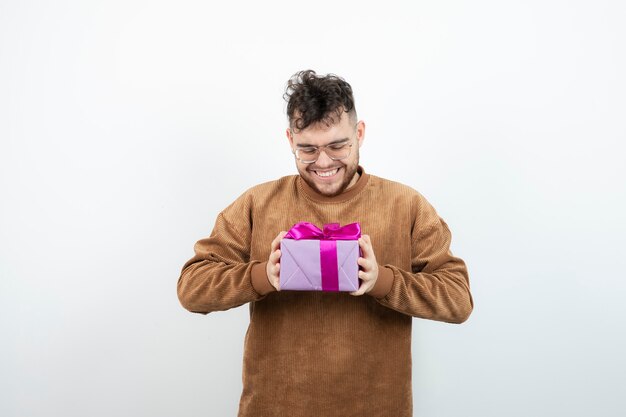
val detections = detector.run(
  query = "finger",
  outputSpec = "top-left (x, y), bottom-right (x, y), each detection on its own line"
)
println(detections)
top-left (358, 235), bottom-right (373, 259)
top-left (359, 270), bottom-right (372, 282)
top-left (275, 231), bottom-right (288, 247)
top-left (270, 237), bottom-right (280, 252)
top-left (350, 284), bottom-right (367, 296)
top-left (271, 231), bottom-right (288, 252)
top-left (357, 257), bottom-right (371, 271)
top-left (351, 277), bottom-right (367, 295)
top-left (276, 262), bottom-right (283, 290)
top-left (270, 262), bottom-right (281, 284)
top-left (269, 249), bottom-right (281, 265)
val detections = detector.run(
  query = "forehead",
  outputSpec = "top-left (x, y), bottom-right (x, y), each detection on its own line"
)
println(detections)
top-left (291, 112), bottom-right (353, 146)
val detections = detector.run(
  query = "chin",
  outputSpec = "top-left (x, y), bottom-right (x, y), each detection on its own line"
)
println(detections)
top-left (308, 179), bottom-right (344, 197)
top-left (302, 166), bottom-right (352, 196)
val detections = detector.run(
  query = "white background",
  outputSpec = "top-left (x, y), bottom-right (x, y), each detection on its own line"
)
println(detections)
top-left (1, 1), bottom-right (625, 416)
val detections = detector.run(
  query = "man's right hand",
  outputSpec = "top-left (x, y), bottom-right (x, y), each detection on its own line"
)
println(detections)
top-left (266, 231), bottom-right (287, 291)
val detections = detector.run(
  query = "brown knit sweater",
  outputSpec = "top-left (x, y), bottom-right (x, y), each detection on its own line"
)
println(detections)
top-left (177, 166), bottom-right (473, 417)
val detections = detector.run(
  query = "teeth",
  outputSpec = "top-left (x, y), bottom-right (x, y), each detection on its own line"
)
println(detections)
top-left (315, 168), bottom-right (339, 177)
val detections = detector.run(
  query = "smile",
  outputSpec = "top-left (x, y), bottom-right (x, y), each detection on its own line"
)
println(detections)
top-left (313, 168), bottom-right (340, 178)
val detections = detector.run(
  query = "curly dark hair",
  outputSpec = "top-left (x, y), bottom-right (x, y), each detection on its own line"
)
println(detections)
top-left (284, 70), bottom-right (357, 132)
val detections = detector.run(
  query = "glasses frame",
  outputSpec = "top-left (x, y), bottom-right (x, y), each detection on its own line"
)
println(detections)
top-left (291, 124), bottom-right (359, 164)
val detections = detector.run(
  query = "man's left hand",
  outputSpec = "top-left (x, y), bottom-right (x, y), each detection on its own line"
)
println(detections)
top-left (350, 234), bottom-right (379, 296)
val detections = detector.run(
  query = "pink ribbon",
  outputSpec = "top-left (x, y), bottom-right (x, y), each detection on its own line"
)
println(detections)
top-left (284, 222), bottom-right (361, 291)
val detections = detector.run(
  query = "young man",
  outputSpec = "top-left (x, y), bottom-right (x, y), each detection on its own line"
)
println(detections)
top-left (177, 70), bottom-right (473, 417)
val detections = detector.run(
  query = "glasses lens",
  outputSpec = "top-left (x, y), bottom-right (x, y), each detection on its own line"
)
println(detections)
top-left (325, 143), bottom-right (351, 160)
top-left (295, 141), bottom-right (352, 163)
top-left (296, 148), bottom-right (319, 163)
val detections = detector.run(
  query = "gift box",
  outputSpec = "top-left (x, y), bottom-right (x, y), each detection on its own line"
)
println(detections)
top-left (279, 222), bottom-right (361, 292)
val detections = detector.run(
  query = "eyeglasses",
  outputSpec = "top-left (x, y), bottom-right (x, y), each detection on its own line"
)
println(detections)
top-left (291, 128), bottom-right (358, 164)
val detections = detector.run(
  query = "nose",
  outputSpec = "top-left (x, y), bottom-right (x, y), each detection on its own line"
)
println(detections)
top-left (315, 148), bottom-right (335, 167)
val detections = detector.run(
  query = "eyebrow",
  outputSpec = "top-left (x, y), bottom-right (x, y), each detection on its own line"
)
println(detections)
top-left (296, 138), bottom-right (350, 148)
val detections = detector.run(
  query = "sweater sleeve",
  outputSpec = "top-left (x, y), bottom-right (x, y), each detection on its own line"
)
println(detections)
top-left (370, 194), bottom-right (474, 323)
top-left (177, 201), bottom-right (276, 315)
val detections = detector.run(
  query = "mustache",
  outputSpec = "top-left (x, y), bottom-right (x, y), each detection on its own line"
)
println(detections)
top-left (306, 165), bottom-right (343, 171)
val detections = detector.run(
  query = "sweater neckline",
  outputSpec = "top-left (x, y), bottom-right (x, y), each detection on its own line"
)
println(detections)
top-left (297, 166), bottom-right (369, 203)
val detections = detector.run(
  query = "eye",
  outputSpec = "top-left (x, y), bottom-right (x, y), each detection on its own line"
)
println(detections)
top-left (329, 143), bottom-right (348, 151)
top-left (299, 147), bottom-right (318, 155)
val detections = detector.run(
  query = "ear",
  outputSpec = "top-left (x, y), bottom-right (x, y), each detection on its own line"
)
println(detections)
top-left (286, 128), bottom-right (294, 148)
top-left (356, 120), bottom-right (366, 148)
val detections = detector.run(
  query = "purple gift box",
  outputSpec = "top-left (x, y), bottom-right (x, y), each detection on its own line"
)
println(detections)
top-left (279, 222), bottom-right (361, 292)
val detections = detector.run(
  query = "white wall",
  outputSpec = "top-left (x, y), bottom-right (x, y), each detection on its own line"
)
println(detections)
top-left (1, 1), bottom-right (625, 416)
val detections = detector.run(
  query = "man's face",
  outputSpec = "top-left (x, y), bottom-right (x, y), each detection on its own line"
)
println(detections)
top-left (286, 111), bottom-right (365, 197)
